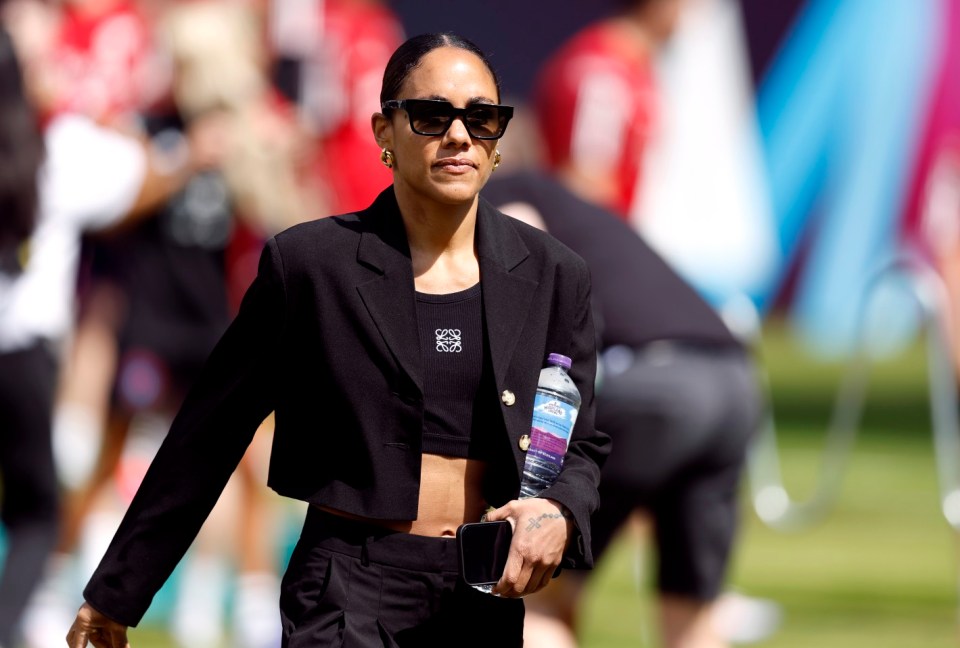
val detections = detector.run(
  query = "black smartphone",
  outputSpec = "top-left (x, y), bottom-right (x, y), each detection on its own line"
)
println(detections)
top-left (457, 520), bottom-right (513, 587)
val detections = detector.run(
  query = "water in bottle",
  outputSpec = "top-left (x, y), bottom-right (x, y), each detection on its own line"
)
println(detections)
top-left (471, 353), bottom-right (582, 595)
top-left (520, 353), bottom-right (581, 498)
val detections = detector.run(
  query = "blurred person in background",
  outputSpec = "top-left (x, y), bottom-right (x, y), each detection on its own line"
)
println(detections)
top-left (47, 0), bottom-right (160, 128)
top-left (534, 0), bottom-right (777, 314)
top-left (36, 0), bottom-right (167, 507)
top-left (0, 1), bottom-right (225, 643)
top-left (67, 31), bottom-right (608, 648)
top-left (149, 2), bottom-right (308, 644)
top-left (484, 170), bottom-right (762, 648)
top-left (35, 1), bottom-right (309, 645)
top-left (532, 0), bottom-right (684, 221)
top-left (269, 0), bottom-right (403, 214)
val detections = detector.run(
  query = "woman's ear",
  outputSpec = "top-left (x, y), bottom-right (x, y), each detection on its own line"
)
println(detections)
top-left (371, 112), bottom-right (392, 149)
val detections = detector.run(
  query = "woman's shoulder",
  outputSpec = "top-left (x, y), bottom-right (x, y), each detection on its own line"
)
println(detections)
top-left (272, 212), bottom-right (365, 259)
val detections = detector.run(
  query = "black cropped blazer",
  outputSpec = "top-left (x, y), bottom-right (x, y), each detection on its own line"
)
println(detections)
top-left (84, 187), bottom-right (610, 626)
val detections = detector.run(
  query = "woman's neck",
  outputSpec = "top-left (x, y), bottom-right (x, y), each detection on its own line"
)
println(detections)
top-left (394, 189), bottom-right (480, 294)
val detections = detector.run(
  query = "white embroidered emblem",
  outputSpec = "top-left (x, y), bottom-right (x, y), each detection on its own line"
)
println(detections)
top-left (435, 328), bottom-right (462, 352)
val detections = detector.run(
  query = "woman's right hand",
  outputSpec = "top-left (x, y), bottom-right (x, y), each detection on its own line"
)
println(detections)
top-left (66, 603), bottom-right (130, 648)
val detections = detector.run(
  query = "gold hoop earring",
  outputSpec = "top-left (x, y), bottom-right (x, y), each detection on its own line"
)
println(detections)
top-left (380, 148), bottom-right (394, 169)
top-left (493, 150), bottom-right (502, 170)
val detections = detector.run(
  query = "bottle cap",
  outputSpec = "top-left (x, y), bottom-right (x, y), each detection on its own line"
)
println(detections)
top-left (547, 353), bottom-right (572, 369)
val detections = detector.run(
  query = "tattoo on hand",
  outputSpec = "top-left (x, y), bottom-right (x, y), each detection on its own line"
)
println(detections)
top-left (525, 512), bottom-right (567, 532)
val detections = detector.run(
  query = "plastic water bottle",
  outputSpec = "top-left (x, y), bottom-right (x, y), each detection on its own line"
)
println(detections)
top-left (520, 353), bottom-right (581, 498)
top-left (471, 353), bottom-right (582, 596)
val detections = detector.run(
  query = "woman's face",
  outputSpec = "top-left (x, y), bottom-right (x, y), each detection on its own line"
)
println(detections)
top-left (374, 46), bottom-right (502, 209)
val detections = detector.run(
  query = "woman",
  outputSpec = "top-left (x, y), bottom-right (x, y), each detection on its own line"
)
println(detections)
top-left (68, 32), bottom-right (608, 647)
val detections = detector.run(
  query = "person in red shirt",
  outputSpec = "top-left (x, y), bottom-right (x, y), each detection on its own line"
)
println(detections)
top-left (299, 0), bottom-right (404, 214)
top-left (533, 0), bottom-right (683, 220)
top-left (51, 0), bottom-right (158, 126)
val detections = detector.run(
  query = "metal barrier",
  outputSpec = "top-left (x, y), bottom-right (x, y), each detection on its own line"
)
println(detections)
top-left (747, 254), bottom-right (960, 532)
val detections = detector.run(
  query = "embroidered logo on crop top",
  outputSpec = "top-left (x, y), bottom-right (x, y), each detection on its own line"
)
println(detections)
top-left (435, 328), bottom-right (462, 352)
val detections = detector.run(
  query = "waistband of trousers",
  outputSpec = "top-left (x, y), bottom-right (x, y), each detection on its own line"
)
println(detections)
top-left (303, 506), bottom-right (461, 574)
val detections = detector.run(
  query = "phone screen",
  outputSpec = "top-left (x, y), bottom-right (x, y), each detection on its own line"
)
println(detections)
top-left (457, 521), bottom-right (513, 586)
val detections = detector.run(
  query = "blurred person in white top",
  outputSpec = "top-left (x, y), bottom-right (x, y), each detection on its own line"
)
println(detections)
top-left (0, 2), bottom-right (224, 644)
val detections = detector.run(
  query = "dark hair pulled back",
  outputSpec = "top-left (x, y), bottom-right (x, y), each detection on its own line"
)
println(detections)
top-left (379, 32), bottom-right (503, 106)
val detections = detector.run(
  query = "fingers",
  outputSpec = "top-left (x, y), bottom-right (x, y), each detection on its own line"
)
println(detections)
top-left (66, 625), bottom-right (88, 648)
top-left (92, 625), bottom-right (130, 648)
top-left (493, 536), bottom-right (555, 598)
top-left (67, 607), bottom-right (95, 648)
top-left (66, 604), bottom-right (130, 648)
top-left (493, 546), bottom-right (531, 598)
top-left (494, 557), bottom-right (554, 597)
top-left (67, 626), bottom-right (105, 648)
top-left (488, 499), bottom-right (569, 597)
top-left (481, 503), bottom-right (510, 524)
top-left (86, 627), bottom-right (130, 648)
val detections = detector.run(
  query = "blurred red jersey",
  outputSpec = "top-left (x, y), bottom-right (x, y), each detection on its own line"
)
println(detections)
top-left (306, 0), bottom-right (403, 214)
top-left (53, 0), bottom-right (154, 121)
top-left (534, 22), bottom-right (658, 219)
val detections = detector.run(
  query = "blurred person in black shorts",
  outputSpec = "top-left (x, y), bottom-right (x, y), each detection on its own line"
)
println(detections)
top-left (484, 169), bottom-right (762, 648)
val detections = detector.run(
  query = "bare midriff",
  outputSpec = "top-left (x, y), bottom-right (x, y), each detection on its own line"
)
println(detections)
top-left (316, 454), bottom-right (489, 537)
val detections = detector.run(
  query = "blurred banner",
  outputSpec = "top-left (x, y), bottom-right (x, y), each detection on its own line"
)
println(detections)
top-left (755, 0), bottom-right (945, 356)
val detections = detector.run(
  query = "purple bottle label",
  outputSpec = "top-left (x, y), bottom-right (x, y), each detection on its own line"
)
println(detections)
top-left (528, 391), bottom-right (579, 468)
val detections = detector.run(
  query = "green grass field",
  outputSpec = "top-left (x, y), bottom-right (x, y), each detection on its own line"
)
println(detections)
top-left (127, 319), bottom-right (960, 647)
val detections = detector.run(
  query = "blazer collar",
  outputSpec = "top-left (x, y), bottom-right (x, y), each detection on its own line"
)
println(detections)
top-left (355, 189), bottom-right (421, 392)
top-left (475, 196), bottom-right (538, 388)
top-left (355, 188), bottom-right (413, 275)
top-left (354, 189), bottom-right (531, 272)
top-left (355, 188), bottom-right (537, 394)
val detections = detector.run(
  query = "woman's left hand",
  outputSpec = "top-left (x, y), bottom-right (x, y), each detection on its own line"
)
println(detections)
top-left (483, 497), bottom-right (573, 598)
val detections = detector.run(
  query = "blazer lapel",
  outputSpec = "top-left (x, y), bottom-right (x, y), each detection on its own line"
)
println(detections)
top-left (476, 198), bottom-right (538, 388)
top-left (355, 189), bottom-right (423, 394)
top-left (353, 192), bottom-right (538, 398)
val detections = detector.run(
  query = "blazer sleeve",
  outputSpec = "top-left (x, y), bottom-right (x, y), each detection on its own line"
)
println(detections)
top-left (83, 239), bottom-right (287, 627)
top-left (539, 259), bottom-right (610, 569)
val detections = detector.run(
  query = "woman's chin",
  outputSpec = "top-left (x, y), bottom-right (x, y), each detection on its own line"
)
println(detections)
top-left (428, 178), bottom-right (484, 205)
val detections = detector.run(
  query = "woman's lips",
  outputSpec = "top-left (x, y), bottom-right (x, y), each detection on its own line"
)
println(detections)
top-left (434, 158), bottom-right (477, 173)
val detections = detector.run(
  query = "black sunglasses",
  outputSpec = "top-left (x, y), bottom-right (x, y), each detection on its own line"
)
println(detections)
top-left (381, 99), bottom-right (513, 140)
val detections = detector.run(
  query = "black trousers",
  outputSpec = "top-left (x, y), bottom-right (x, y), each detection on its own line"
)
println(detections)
top-left (0, 343), bottom-right (59, 645)
top-left (281, 508), bottom-right (524, 647)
